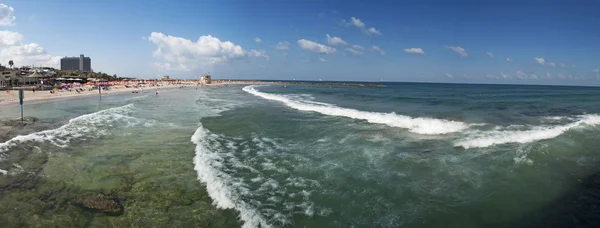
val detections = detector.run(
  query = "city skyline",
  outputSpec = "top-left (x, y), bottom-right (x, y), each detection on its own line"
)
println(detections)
top-left (0, 0), bottom-right (599, 85)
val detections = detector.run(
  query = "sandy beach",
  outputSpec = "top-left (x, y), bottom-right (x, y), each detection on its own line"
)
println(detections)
top-left (0, 80), bottom-right (382, 107)
top-left (0, 84), bottom-right (185, 106)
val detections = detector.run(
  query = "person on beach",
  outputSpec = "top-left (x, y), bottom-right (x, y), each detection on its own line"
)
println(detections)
top-left (155, 90), bottom-right (158, 96)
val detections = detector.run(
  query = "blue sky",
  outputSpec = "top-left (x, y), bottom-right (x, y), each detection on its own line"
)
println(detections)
top-left (1, 0), bottom-right (599, 85)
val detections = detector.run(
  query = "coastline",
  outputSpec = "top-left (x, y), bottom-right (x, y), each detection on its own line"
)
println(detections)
top-left (0, 80), bottom-right (384, 107)
top-left (0, 84), bottom-right (182, 107)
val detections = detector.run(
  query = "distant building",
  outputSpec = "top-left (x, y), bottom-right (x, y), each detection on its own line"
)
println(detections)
top-left (61, 54), bottom-right (91, 72)
top-left (161, 76), bottom-right (170, 80)
top-left (0, 69), bottom-right (18, 86)
top-left (201, 74), bottom-right (211, 84)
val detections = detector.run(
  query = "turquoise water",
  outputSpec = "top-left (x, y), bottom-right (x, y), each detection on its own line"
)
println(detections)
top-left (2, 83), bottom-right (600, 227)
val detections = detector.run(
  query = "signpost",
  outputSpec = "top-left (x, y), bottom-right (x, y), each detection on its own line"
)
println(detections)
top-left (18, 89), bottom-right (24, 122)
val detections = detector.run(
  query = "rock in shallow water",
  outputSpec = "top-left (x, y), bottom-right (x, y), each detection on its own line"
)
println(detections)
top-left (74, 193), bottom-right (123, 216)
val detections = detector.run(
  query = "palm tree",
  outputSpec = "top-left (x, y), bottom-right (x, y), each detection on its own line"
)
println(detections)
top-left (8, 60), bottom-right (13, 69)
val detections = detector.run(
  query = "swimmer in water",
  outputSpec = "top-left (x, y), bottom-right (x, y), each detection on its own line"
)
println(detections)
top-left (155, 90), bottom-right (159, 96)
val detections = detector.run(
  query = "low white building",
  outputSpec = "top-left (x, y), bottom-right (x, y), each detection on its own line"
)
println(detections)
top-left (200, 74), bottom-right (211, 84)
top-left (0, 70), bottom-right (18, 87)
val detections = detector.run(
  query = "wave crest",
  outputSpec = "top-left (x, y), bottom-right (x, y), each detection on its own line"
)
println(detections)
top-left (0, 104), bottom-right (145, 158)
top-left (242, 85), bottom-right (468, 135)
top-left (455, 114), bottom-right (600, 149)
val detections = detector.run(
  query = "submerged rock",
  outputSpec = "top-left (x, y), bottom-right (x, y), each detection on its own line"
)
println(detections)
top-left (1, 116), bottom-right (38, 127)
top-left (74, 193), bottom-right (123, 216)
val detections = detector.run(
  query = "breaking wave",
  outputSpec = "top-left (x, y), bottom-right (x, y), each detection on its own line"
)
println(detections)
top-left (242, 85), bottom-right (468, 135)
top-left (191, 125), bottom-right (271, 228)
top-left (456, 114), bottom-right (600, 149)
top-left (191, 124), bottom-right (325, 228)
top-left (0, 104), bottom-right (148, 159)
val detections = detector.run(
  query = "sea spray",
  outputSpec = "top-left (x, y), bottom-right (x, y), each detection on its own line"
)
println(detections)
top-left (242, 85), bottom-right (469, 135)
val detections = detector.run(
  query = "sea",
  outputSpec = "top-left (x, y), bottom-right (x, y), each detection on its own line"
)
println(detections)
top-left (2, 82), bottom-right (600, 227)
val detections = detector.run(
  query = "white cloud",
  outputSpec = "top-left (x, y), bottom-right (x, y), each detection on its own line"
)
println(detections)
top-left (500, 72), bottom-right (510, 79)
top-left (367, 27), bottom-right (381, 35)
top-left (319, 57), bottom-right (327, 62)
top-left (370, 46), bottom-right (385, 56)
top-left (275, 41), bottom-right (289, 50)
top-left (248, 49), bottom-right (270, 61)
top-left (506, 58), bottom-right (512, 62)
top-left (594, 68), bottom-right (600, 73)
top-left (345, 48), bottom-right (363, 56)
top-left (147, 32), bottom-right (268, 72)
top-left (445, 73), bottom-right (453, 78)
top-left (516, 71), bottom-right (528, 79)
top-left (342, 17), bottom-right (381, 35)
top-left (254, 37), bottom-right (262, 44)
top-left (0, 4), bottom-right (16, 26)
top-left (487, 52), bottom-right (494, 58)
top-left (297, 39), bottom-right (336, 54)
top-left (560, 63), bottom-right (568, 68)
top-left (534, 57), bottom-right (556, 68)
top-left (545, 72), bottom-right (552, 79)
top-left (326, 34), bottom-right (347, 46)
top-left (0, 30), bottom-right (60, 68)
top-left (445, 46), bottom-right (468, 57)
top-left (0, 30), bottom-right (22, 46)
top-left (404, 48), bottom-right (424, 55)
top-left (558, 73), bottom-right (566, 80)
top-left (534, 57), bottom-right (545, 65)
top-left (530, 74), bottom-right (538, 79)
top-left (346, 17), bottom-right (365, 28)
top-left (352, 45), bottom-right (364, 50)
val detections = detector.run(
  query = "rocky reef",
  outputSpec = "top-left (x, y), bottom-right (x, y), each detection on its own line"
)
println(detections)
top-left (0, 117), bottom-right (242, 227)
top-left (74, 193), bottom-right (123, 215)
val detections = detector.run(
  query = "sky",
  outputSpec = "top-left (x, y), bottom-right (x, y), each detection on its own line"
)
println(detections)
top-left (0, 0), bottom-right (599, 85)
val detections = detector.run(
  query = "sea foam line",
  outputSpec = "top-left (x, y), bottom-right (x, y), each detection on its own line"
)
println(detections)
top-left (242, 85), bottom-right (468, 135)
top-left (455, 114), bottom-right (600, 149)
top-left (191, 125), bottom-right (272, 228)
top-left (0, 104), bottom-right (138, 158)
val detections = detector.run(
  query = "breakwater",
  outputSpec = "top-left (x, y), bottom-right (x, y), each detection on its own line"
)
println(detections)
top-left (215, 80), bottom-right (385, 87)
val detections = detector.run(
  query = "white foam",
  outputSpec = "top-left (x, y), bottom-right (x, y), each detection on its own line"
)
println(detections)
top-left (456, 114), bottom-right (600, 149)
top-left (0, 104), bottom-right (141, 158)
top-left (242, 85), bottom-right (468, 135)
top-left (0, 168), bottom-right (7, 175)
top-left (191, 125), bottom-right (272, 228)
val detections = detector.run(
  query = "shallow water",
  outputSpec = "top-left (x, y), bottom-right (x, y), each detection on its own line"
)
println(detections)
top-left (2, 83), bottom-right (600, 227)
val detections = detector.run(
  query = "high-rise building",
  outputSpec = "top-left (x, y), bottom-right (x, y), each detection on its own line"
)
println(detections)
top-left (60, 54), bottom-right (91, 72)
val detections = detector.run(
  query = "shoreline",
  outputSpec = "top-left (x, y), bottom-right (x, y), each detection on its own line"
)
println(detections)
top-left (0, 80), bottom-right (384, 107)
top-left (0, 84), bottom-right (183, 107)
